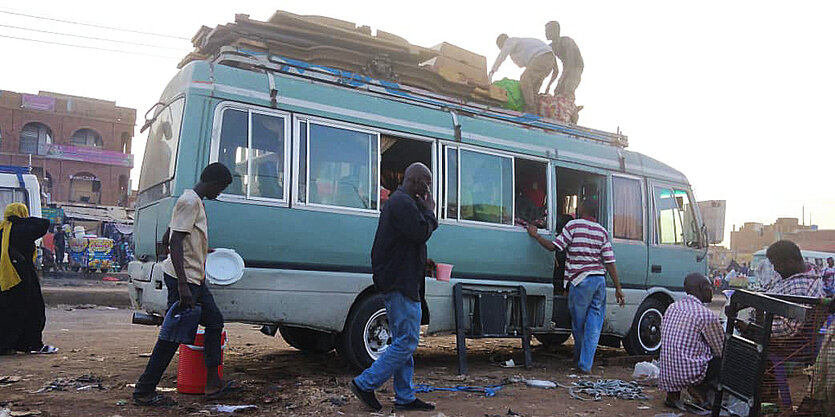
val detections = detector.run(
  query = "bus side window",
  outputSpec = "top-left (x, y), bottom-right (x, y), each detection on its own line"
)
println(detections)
top-left (514, 158), bottom-right (547, 229)
top-left (217, 109), bottom-right (248, 197)
top-left (654, 187), bottom-right (684, 245)
top-left (459, 150), bottom-right (513, 225)
top-left (306, 123), bottom-right (377, 210)
top-left (379, 135), bottom-right (432, 209)
top-left (613, 177), bottom-right (643, 240)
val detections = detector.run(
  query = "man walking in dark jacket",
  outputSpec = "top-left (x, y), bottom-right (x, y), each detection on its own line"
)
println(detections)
top-left (350, 162), bottom-right (438, 412)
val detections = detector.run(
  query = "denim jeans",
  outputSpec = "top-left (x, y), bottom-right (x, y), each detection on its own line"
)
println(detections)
top-left (568, 275), bottom-right (607, 372)
top-left (133, 274), bottom-right (224, 396)
top-left (354, 290), bottom-right (421, 405)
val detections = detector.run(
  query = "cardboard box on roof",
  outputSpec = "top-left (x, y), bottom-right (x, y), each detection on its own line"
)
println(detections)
top-left (421, 55), bottom-right (489, 89)
top-left (431, 42), bottom-right (487, 70)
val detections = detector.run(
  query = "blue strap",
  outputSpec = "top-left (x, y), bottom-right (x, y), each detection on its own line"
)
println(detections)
top-left (414, 384), bottom-right (504, 398)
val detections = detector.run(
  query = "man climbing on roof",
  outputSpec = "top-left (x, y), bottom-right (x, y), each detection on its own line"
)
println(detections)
top-left (488, 34), bottom-right (556, 114)
top-left (544, 21), bottom-right (584, 100)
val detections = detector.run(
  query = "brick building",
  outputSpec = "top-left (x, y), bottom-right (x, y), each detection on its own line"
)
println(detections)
top-left (0, 90), bottom-right (136, 206)
top-left (730, 217), bottom-right (834, 259)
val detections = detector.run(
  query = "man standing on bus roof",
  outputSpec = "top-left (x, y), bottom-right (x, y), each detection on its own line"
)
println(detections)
top-left (488, 34), bottom-right (556, 114)
top-left (527, 199), bottom-right (624, 373)
top-left (350, 162), bottom-right (438, 412)
top-left (133, 163), bottom-right (239, 406)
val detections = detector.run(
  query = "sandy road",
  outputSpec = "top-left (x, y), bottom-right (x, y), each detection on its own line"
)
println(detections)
top-left (0, 307), bottom-right (694, 416)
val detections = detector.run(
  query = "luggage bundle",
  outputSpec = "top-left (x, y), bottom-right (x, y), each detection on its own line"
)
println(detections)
top-left (180, 11), bottom-right (506, 106)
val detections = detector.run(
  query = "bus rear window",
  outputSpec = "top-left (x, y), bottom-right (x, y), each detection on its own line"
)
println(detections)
top-left (0, 188), bottom-right (29, 215)
top-left (138, 98), bottom-right (185, 194)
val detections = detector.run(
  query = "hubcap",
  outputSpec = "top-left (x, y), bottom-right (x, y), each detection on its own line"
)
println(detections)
top-left (637, 308), bottom-right (663, 352)
top-left (363, 308), bottom-right (390, 360)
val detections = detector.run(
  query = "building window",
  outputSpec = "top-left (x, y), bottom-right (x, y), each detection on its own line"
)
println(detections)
top-left (216, 107), bottom-right (288, 201)
top-left (19, 122), bottom-right (53, 155)
top-left (71, 128), bottom-right (103, 148)
top-left (120, 132), bottom-right (131, 154)
top-left (69, 172), bottom-right (101, 204)
top-left (613, 176), bottom-right (643, 240)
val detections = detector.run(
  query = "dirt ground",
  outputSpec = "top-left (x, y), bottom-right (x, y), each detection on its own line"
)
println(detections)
top-left (0, 307), bottom-right (684, 417)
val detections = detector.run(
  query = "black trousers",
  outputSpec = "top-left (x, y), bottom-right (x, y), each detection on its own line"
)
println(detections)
top-left (133, 274), bottom-right (224, 396)
top-left (0, 269), bottom-right (46, 352)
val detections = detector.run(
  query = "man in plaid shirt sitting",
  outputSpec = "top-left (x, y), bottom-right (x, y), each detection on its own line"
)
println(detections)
top-left (659, 273), bottom-right (723, 407)
top-left (756, 240), bottom-right (824, 338)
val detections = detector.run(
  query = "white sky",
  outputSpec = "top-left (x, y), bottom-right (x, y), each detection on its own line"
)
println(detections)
top-left (1, 0), bottom-right (832, 244)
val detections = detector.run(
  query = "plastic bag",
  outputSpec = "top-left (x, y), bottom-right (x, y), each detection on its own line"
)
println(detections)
top-left (492, 78), bottom-right (525, 111)
top-left (632, 360), bottom-right (660, 379)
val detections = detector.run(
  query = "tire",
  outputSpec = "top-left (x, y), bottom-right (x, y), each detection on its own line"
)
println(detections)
top-left (100, 268), bottom-right (109, 274)
top-left (623, 297), bottom-right (668, 356)
top-left (71, 266), bottom-right (80, 272)
top-left (338, 293), bottom-right (389, 370)
top-left (278, 325), bottom-right (336, 354)
top-left (534, 333), bottom-right (570, 348)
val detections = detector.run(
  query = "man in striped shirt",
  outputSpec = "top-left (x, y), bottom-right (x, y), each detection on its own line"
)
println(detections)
top-left (527, 199), bottom-right (624, 373)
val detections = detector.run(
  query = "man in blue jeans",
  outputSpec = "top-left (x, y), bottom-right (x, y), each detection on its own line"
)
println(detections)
top-left (350, 163), bottom-right (437, 412)
top-left (527, 199), bottom-right (624, 373)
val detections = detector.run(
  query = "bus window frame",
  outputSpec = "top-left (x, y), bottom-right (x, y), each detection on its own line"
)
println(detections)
top-left (210, 102), bottom-right (293, 207)
top-left (650, 182), bottom-right (701, 248)
top-left (440, 141), bottom-right (553, 233)
top-left (610, 173), bottom-right (647, 245)
top-left (137, 94), bottom-right (186, 199)
top-left (292, 115), bottom-right (381, 216)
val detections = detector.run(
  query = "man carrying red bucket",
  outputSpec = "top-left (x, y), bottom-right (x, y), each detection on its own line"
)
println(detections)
top-left (133, 163), bottom-right (240, 406)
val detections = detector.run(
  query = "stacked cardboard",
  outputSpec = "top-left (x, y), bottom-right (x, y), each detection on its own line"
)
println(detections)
top-left (180, 11), bottom-right (505, 106)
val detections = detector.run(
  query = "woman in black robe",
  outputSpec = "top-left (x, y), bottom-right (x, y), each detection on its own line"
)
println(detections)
top-left (0, 203), bottom-right (55, 354)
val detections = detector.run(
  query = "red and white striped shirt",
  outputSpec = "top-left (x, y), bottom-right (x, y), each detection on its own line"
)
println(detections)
top-left (552, 217), bottom-right (616, 286)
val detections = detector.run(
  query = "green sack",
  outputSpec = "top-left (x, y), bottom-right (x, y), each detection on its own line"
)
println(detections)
top-left (492, 78), bottom-right (525, 111)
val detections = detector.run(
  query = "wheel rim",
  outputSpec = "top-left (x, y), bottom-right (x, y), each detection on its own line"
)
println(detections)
top-left (363, 308), bottom-right (390, 360)
top-left (637, 308), bottom-right (663, 352)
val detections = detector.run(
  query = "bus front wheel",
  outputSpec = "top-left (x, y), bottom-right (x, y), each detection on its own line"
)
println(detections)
top-left (338, 293), bottom-right (389, 370)
top-left (278, 325), bottom-right (336, 354)
top-left (623, 297), bottom-right (667, 356)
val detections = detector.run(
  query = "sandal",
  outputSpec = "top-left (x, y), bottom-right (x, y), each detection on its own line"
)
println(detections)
top-left (30, 345), bottom-right (59, 354)
top-left (205, 380), bottom-right (242, 400)
top-left (133, 393), bottom-right (177, 407)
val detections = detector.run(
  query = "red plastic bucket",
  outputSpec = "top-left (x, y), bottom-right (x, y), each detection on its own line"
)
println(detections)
top-left (177, 329), bottom-right (227, 394)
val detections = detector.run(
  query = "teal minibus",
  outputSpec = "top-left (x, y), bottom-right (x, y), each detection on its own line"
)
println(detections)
top-left (128, 49), bottom-right (708, 369)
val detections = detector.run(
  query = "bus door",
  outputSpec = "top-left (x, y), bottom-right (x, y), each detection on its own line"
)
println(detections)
top-left (610, 175), bottom-right (648, 290)
top-left (647, 182), bottom-right (704, 290)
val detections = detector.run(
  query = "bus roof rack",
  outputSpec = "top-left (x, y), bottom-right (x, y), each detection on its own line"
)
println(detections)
top-left (210, 48), bottom-right (629, 148)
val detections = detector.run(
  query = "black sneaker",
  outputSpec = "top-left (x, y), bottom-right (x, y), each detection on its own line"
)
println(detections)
top-left (396, 398), bottom-right (436, 411)
top-left (349, 379), bottom-right (382, 411)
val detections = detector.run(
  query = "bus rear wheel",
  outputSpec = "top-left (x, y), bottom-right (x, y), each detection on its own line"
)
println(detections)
top-left (623, 297), bottom-right (667, 356)
top-left (338, 293), bottom-right (389, 370)
top-left (278, 325), bottom-right (336, 354)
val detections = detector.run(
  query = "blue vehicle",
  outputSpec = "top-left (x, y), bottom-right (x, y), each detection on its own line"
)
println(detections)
top-left (128, 47), bottom-right (707, 369)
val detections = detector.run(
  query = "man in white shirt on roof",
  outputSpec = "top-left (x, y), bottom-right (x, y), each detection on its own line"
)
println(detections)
top-left (489, 34), bottom-right (556, 114)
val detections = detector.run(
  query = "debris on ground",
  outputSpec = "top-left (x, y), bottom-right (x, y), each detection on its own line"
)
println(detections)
top-left (0, 376), bottom-right (22, 385)
top-left (34, 374), bottom-right (104, 393)
top-left (212, 404), bottom-right (258, 413)
top-left (0, 409), bottom-right (42, 417)
top-left (558, 379), bottom-right (649, 401)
